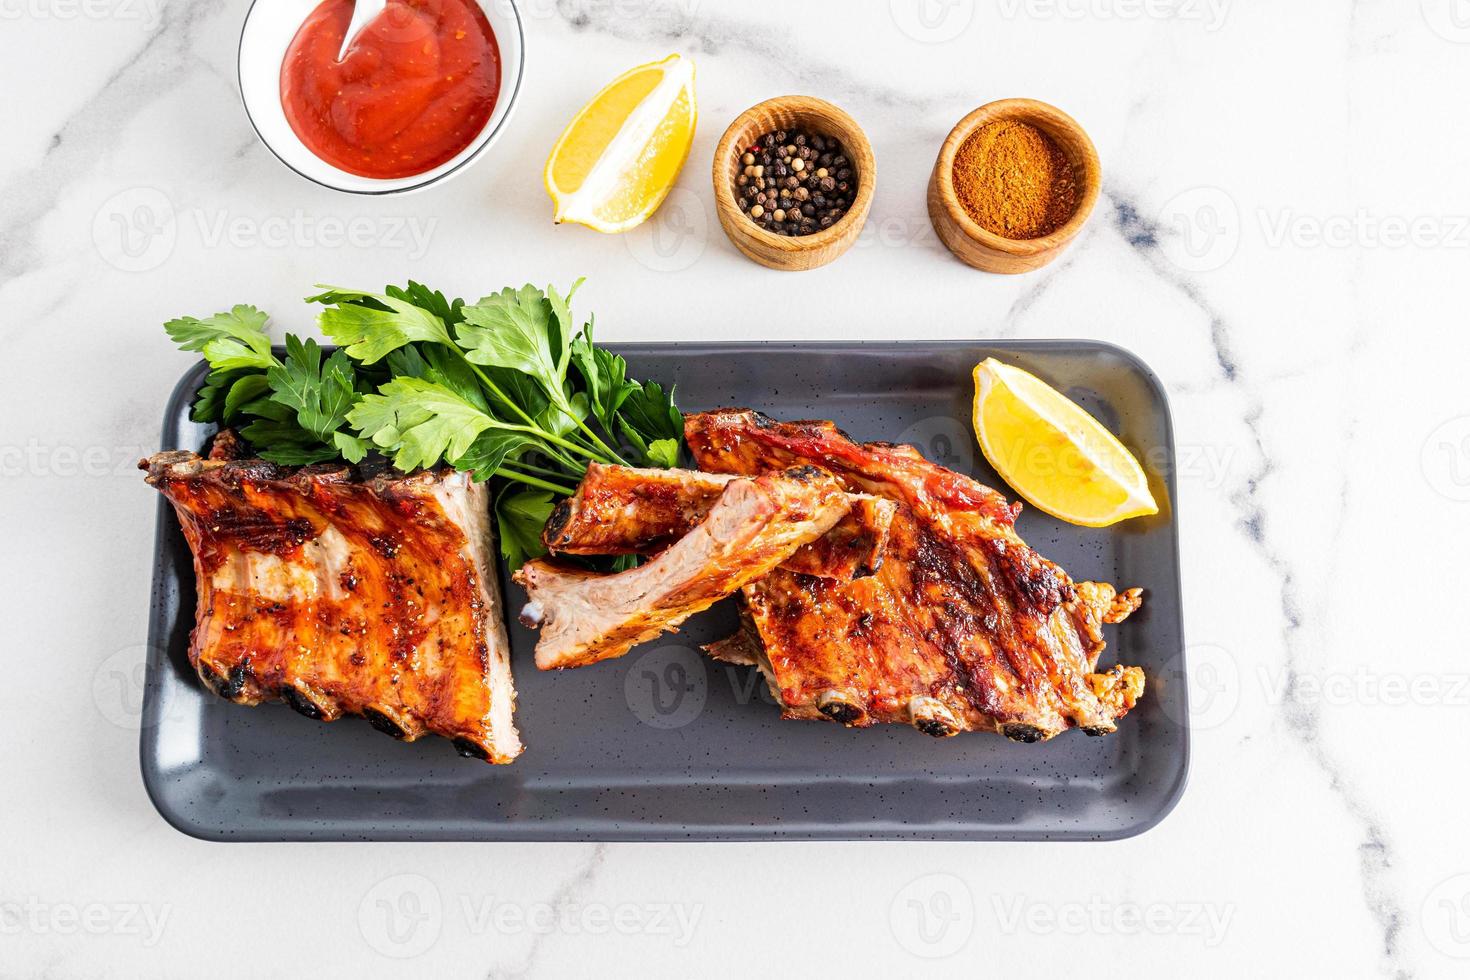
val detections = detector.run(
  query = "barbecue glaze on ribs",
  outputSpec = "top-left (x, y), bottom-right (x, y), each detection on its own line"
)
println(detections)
top-left (142, 450), bottom-right (522, 763)
top-left (685, 410), bottom-right (1145, 741)
top-left (516, 466), bottom-right (851, 671)
top-left (542, 463), bottom-right (896, 582)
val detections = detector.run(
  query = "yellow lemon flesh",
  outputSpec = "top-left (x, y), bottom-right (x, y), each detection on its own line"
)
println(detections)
top-left (544, 54), bottom-right (697, 233)
top-left (972, 358), bottom-right (1159, 527)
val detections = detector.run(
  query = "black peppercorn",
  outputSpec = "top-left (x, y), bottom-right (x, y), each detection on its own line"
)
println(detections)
top-left (735, 127), bottom-right (856, 236)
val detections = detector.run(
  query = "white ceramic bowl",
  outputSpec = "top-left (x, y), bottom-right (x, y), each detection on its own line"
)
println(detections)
top-left (238, 0), bottom-right (524, 194)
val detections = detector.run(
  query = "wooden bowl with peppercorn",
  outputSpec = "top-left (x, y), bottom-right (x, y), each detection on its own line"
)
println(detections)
top-left (928, 98), bottom-right (1100, 274)
top-left (713, 96), bottom-right (875, 271)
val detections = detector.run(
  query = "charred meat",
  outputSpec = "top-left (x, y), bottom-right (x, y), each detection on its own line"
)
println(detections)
top-left (516, 466), bottom-right (851, 671)
top-left (685, 410), bottom-right (1145, 741)
top-left (142, 450), bottom-right (522, 763)
top-left (542, 463), bottom-right (895, 582)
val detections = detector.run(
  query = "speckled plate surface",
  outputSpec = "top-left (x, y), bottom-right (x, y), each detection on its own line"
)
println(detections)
top-left (141, 341), bottom-right (1187, 841)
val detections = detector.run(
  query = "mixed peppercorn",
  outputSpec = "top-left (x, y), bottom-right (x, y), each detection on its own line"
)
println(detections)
top-left (735, 128), bottom-right (856, 236)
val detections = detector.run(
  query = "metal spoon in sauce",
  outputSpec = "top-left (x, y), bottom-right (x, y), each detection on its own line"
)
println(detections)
top-left (338, 0), bottom-right (387, 61)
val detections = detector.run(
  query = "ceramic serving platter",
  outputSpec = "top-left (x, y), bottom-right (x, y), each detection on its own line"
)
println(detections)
top-left (141, 341), bottom-right (1188, 841)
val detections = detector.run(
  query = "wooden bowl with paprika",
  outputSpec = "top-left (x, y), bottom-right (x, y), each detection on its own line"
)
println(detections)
top-left (713, 96), bottom-right (876, 271)
top-left (928, 98), bottom-right (1100, 274)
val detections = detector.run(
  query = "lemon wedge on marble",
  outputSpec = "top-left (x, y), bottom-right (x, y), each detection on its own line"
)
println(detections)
top-left (544, 54), bottom-right (697, 233)
top-left (972, 358), bottom-right (1158, 527)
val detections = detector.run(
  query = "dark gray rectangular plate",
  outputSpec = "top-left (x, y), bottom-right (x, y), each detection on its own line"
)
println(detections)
top-left (142, 341), bottom-right (1187, 841)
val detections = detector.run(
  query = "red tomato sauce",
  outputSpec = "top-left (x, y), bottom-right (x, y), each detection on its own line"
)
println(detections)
top-left (280, 0), bottom-right (501, 179)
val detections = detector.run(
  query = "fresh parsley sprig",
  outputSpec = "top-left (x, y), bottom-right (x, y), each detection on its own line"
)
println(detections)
top-left (167, 280), bottom-right (684, 567)
top-left (166, 306), bottom-right (368, 465)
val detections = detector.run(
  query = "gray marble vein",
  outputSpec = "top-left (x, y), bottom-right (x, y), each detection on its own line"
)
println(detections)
top-left (0, 0), bottom-right (228, 284)
top-left (484, 843), bottom-right (608, 979)
top-left (550, 0), bottom-right (972, 115)
top-left (1105, 183), bottom-right (1411, 978)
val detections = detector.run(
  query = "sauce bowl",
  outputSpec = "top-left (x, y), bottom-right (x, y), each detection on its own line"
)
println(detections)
top-left (238, 0), bottom-right (524, 194)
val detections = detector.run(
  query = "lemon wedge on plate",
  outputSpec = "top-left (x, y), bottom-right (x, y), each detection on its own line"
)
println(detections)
top-left (544, 54), bottom-right (697, 233)
top-left (972, 358), bottom-right (1158, 527)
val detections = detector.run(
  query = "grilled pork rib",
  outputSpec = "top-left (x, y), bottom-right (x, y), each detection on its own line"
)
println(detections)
top-left (685, 410), bottom-right (1145, 741)
top-left (543, 463), bottom-right (896, 581)
top-left (516, 466), bottom-right (851, 671)
top-left (142, 450), bottom-right (522, 763)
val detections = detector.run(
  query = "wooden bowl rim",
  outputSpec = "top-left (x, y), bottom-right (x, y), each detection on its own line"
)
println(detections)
top-left (932, 97), bottom-right (1101, 257)
top-left (712, 95), bottom-right (876, 255)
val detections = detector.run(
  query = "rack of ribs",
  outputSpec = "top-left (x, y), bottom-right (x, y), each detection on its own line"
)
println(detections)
top-left (142, 448), bottom-right (523, 763)
top-left (516, 466), bottom-right (851, 671)
top-left (684, 409), bottom-right (1145, 742)
top-left (542, 463), bottom-right (896, 582)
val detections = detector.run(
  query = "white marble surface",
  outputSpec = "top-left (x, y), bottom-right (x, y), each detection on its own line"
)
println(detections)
top-left (4, 0), bottom-right (1470, 975)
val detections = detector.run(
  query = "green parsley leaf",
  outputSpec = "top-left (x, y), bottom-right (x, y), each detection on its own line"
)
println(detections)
top-left (571, 317), bottom-right (637, 433)
top-left (456, 284), bottom-right (566, 383)
top-left (482, 364), bottom-right (551, 420)
top-left (238, 417), bottom-right (339, 465)
top-left (543, 278), bottom-right (583, 364)
top-left (223, 373), bottom-right (272, 421)
top-left (495, 488), bottom-right (554, 569)
top-left (313, 286), bottom-right (455, 364)
top-left (539, 389), bottom-right (589, 438)
top-left (645, 438), bottom-right (681, 469)
top-left (386, 281), bottom-right (466, 326)
top-left (453, 431), bottom-right (534, 482)
top-left (266, 336), bottom-right (361, 444)
top-left (191, 369), bottom-right (239, 424)
top-left (333, 430), bottom-right (371, 463)
top-left (165, 305), bottom-right (274, 374)
top-left (620, 379), bottom-right (683, 444)
top-left (348, 376), bottom-right (509, 472)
